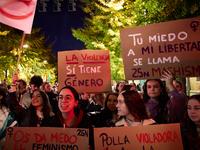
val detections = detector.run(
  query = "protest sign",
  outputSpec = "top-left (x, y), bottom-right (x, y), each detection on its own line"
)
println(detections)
top-left (58, 50), bottom-right (112, 93)
top-left (0, 0), bottom-right (37, 34)
top-left (120, 17), bottom-right (200, 80)
top-left (94, 123), bottom-right (183, 150)
top-left (5, 127), bottom-right (89, 150)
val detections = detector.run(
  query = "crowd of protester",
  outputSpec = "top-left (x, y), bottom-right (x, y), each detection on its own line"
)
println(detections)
top-left (0, 71), bottom-right (200, 150)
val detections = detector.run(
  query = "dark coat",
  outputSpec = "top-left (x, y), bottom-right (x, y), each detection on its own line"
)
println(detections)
top-left (7, 92), bottom-right (52, 127)
top-left (50, 109), bottom-right (94, 150)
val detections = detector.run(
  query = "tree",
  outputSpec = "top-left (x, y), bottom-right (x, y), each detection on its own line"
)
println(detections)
top-left (72, 0), bottom-right (200, 82)
top-left (0, 23), bottom-right (57, 85)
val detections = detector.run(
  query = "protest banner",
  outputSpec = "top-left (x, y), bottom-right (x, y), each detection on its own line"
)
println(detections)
top-left (58, 50), bottom-right (112, 93)
top-left (120, 17), bottom-right (200, 80)
top-left (0, 0), bottom-right (37, 34)
top-left (94, 123), bottom-right (183, 150)
top-left (5, 127), bottom-right (89, 150)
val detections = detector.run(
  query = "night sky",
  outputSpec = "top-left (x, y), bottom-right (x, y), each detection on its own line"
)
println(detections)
top-left (32, 0), bottom-right (87, 56)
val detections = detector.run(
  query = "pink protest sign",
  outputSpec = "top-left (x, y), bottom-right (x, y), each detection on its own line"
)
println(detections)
top-left (58, 50), bottom-right (112, 93)
top-left (6, 127), bottom-right (89, 149)
top-left (0, 0), bottom-right (37, 34)
top-left (94, 123), bottom-right (183, 150)
top-left (120, 17), bottom-right (200, 80)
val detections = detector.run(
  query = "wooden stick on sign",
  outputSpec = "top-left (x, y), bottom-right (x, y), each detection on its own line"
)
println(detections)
top-left (16, 32), bottom-right (26, 73)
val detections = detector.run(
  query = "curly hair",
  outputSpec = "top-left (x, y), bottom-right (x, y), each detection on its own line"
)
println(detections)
top-left (122, 90), bottom-right (149, 121)
top-left (29, 75), bottom-right (43, 88)
top-left (143, 79), bottom-right (169, 123)
top-left (181, 94), bottom-right (200, 149)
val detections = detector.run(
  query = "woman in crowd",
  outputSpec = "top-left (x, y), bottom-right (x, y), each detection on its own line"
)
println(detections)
top-left (181, 94), bottom-right (200, 150)
top-left (143, 79), bottom-right (169, 124)
top-left (115, 81), bottom-right (125, 94)
top-left (143, 70), bottom-right (187, 124)
top-left (0, 87), bottom-right (16, 150)
top-left (95, 92), bottom-right (119, 127)
top-left (8, 73), bottom-right (54, 127)
top-left (115, 90), bottom-right (156, 126)
top-left (49, 86), bottom-right (94, 150)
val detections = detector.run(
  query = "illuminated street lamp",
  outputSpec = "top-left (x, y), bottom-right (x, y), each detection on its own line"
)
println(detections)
top-left (23, 44), bottom-right (28, 48)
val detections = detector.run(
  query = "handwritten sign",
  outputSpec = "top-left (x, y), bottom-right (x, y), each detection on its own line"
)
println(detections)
top-left (5, 127), bottom-right (89, 150)
top-left (120, 17), bottom-right (200, 80)
top-left (58, 50), bottom-right (112, 93)
top-left (94, 123), bottom-right (183, 150)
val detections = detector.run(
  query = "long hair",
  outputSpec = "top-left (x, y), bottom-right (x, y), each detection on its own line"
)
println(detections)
top-left (143, 79), bottom-right (169, 123)
top-left (29, 89), bottom-right (54, 126)
top-left (104, 92), bottom-right (118, 115)
top-left (0, 87), bottom-right (8, 108)
top-left (181, 94), bottom-right (200, 149)
top-left (122, 90), bottom-right (149, 121)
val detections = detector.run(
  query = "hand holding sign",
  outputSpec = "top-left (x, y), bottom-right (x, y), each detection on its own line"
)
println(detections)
top-left (162, 70), bottom-right (176, 91)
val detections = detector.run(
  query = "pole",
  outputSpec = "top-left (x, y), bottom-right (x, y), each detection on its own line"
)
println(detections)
top-left (16, 32), bottom-right (26, 73)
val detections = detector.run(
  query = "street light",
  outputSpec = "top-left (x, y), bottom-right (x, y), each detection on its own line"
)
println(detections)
top-left (23, 44), bottom-right (28, 48)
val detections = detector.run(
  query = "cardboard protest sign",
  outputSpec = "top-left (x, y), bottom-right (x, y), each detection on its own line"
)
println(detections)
top-left (120, 17), bottom-right (200, 80)
top-left (5, 127), bottom-right (89, 150)
top-left (58, 50), bottom-right (112, 93)
top-left (94, 123), bottom-right (183, 150)
top-left (0, 0), bottom-right (37, 34)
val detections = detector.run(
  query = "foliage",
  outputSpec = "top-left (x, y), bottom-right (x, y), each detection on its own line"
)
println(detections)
top-left (0, 23), bottom-right (57, 85)
top-left (72, 0), bottom-right (200, 82)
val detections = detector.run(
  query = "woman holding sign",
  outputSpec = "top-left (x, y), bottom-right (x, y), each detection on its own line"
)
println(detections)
top-left (49, 86), bottom-right (94, 150)
top-left (181, 94), bottom-right (200, 150)
top-left (115, 90), bottom-right (156, 126)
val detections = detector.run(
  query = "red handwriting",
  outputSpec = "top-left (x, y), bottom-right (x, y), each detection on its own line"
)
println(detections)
top-left (152, 65), bottom-right (200, 77)
top-left (136, 131), bottom-right (180, 143)
top-left (65, 54), bottom-right (110, 62)
top-left (34, 133), bottom-right (46, 143)
top-left (51, 133), bottom-right (77, 144)
top-left (14, 130), bottom-right (30, 143)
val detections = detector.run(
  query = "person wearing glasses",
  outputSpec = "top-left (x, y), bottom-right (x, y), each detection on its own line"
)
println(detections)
top-left (7, 73), bottom-right (54, 127)
top-left (49, 86), bottom-right (94, 150)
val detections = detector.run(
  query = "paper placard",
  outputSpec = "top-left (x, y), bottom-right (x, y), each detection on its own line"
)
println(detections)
top-left (5, 127), bottom-right (89, 150)
top-left (58, 50), bottom-right (112, 93)
top-left (120, 17), bottom-right (200, 80)
top-left (94, 123), bottom-right (183, 150)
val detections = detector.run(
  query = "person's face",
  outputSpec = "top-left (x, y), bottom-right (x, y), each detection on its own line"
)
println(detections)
top-left (146, 80), bottom-right (163, 100)
top-left (107, 94), bottom-right (118, 112)
top-left (173, 82), bottom-right (182, 92)
top-left (130, 85), bottom-right (136, 91)
top-left (187, 99), bottom-right (200, 124)
top-left (31, 91), bottom-right (44, 108)
top-left (58, 88), bottom-right (78, 113)
top-left (118, 82), bottom-right (125, 93)
top-left (44, 83), bottom-right (51, 92)
top-left (116, 94), bottom-right (131, 117)
top-left (18, 81), bottom-right (25, 93)
top-left (30, 84), bottom-right (39, 92)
